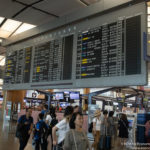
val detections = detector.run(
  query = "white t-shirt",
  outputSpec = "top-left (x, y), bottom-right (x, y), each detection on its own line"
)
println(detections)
top-left (46, 114), bottom-right (52, 125)
top-left (93, 117), bottom-right (101, 131)
top-left (56, 118), bottom-right (70, 144)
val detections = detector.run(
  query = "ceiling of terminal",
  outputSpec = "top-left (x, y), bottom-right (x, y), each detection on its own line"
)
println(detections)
top-left (0, 0), bottom-right (89, 39)
top-left (0, 0), bottom-right (86, 26)
top-left (0, 0), bottom-right (89, 68)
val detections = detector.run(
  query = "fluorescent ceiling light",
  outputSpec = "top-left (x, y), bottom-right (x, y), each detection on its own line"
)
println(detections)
top-left (0, 79), bottom-right (3, 83)
top-left (0, 29), bottom-right (11, 38)
top-left (0, 57), bottom-right (5, 66)
top-left (14, 23), bottom-right (36, 34)
top-left (148, 15), bottom-right (150, 21)
top-left (148, 22), bottom-right (150, 27)
top-left (1, 19), bottom-right (21, 32)
top-left (148, 28), bottom-right (150, 34)
top-left (148, 7), bottom-right (150, 14)
top-left (0, 17), bottom-right (4, 24)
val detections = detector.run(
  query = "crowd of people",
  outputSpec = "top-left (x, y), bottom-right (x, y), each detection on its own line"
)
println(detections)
top-left (91, 110), bottom-right (129, 150)
top-left (16, 105), bottom-right (130, 150)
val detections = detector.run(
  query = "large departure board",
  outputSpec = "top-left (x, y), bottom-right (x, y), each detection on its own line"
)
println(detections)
top-left (32, 42), bottom-right (50, 82)
top-left (3, 3), bottom-right (147, 90)
top-left (4, 51), bottom-right (17, 84)
top-left (4, 47), bottom-right (33, 84)
top-left (32, 35), bottom-right (73, 82)
top-left (15, 49), bottom-right (24, 83)
top-left (76, 18), bottom-right (133, 79)
top-left (23, 47), bottom-right (32, 83)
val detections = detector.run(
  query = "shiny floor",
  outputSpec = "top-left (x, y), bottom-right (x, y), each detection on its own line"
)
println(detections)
top-left (0, 119), bottom-right (52, 150)
top-left (0, 118), bottom-right (129, 150)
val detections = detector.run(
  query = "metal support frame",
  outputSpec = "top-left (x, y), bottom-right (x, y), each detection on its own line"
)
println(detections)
top-left (88, 87), bottom-right (120, 104)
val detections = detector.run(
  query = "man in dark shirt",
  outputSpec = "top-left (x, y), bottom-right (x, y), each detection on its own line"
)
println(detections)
top-left (17, 108), bottom-right (33, 150)
top-left (41, 104), bottom-right (48, 115)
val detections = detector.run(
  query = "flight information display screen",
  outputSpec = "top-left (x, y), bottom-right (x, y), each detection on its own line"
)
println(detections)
top-left (32, 35), bottom-right (73, 82)
top-left (3, 3), bottom-right (146, 90)
top-left (4, 47), bottom-right (33, 84)
top-left (76, 16), bottom-right (141, 79)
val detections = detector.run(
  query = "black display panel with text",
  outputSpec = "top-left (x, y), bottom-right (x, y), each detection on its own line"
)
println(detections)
top-left (76, 16), bottom-right (140, 79)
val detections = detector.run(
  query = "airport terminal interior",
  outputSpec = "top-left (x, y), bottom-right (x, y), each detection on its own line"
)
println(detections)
top-left (1, 0), bottom-right (150, 150)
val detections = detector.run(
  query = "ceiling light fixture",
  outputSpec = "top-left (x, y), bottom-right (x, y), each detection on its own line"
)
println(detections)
top-left (1, 19), bottom-right (22, 32)
top-left (0, 17), bottom-right (5, 25)
top-left (0, 29), bottom-right (12, 38)
top-left (148, 7), bottom-right (150, 14)
top-left (14, 23), bottom-right (36, 35)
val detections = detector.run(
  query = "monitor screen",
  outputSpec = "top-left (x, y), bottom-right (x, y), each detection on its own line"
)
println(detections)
top-left (69, 92), bottom-right (80, 100)
top-left (55, 92), bottom-right (64, 100)
top-left (60, 102), bottom-right (70, 108)
top-left (64, 91), bottom-right (69, 94)
top-left (128, 120), bottom-right (133, 128)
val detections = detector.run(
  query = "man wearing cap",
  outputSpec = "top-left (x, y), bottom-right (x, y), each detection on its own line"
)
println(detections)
top-left (92, 109), bottom-right (101, 150)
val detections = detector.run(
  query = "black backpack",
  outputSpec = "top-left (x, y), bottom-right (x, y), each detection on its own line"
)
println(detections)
top-left (88, 122), bottom-right (93, 133)
top-left (48, 118), bottom-right (58, 135)
top-left (39, 121), bottom-right (48, 141)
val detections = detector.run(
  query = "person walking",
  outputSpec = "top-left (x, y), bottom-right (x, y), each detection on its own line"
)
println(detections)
top-left (52, 106), bottom-right (74, 150)
top-left (17, 108), bottom-right (33, 150)
top-left (92, 110), bottom-right (101, 150)
top-left (64, 112), bottom-right (90, 150)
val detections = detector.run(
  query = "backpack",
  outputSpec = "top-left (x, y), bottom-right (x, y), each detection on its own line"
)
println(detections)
top-left (88, 122), bottom-right (93, 133)
top-left (48, 118), bottom-right (58, 135)
top-left (39, 121), bottom-right (48, 142)
top-left (16, 115), bottom-right (27, 139)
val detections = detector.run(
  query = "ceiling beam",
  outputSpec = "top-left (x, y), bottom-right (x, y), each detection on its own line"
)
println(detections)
top-left (12, 0), bottom-right (59, 18)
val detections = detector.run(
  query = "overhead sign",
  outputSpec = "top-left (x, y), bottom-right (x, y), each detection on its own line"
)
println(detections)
top-left (3, 3), bottom-right (147, 90)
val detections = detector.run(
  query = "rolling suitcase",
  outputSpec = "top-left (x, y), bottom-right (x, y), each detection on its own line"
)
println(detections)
top-left (105, 135), bottom-right (111, 150)
top-left (99, 126), bottom-right (111, 150)
top-left (99, 135), bottom-right (106, 150)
